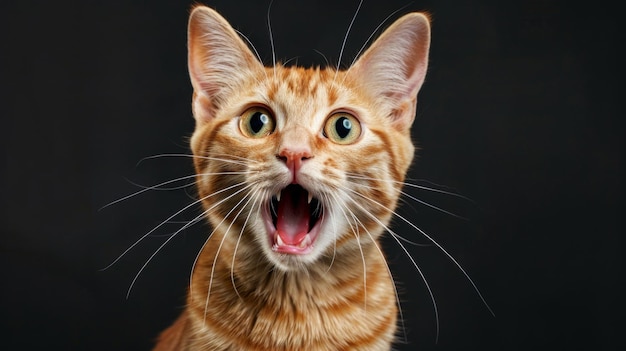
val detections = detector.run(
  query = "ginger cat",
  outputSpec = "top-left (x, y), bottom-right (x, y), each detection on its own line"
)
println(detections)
top-left (153, 5), bottom-right (430, 350)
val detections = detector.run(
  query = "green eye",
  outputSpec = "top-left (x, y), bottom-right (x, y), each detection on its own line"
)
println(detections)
top-left (323, 112), bottom-right (361, 144)
top-left (239, 107), bottom-right (275, 138)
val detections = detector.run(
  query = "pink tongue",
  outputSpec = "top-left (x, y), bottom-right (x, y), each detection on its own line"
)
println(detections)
top-left (276, 186), bottom-right (310, 245)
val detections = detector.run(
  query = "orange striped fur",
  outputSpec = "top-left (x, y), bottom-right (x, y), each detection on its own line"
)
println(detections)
top-left (154, 5), bottom-right (430, 350)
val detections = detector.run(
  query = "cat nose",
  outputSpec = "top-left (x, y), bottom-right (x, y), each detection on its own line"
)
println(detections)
top-left (277, 148), bottom-right (312, 184)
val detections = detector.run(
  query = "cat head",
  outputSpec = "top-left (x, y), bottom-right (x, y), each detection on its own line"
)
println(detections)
top-left (187, 6), bottom-right (430, 272)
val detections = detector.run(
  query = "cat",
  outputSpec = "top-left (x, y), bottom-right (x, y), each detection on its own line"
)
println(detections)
top-left (153, 4), bottom-right (430, 350)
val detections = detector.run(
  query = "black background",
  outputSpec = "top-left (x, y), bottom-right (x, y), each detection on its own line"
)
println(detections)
top-left (1, 0), bottom-right (622, 350)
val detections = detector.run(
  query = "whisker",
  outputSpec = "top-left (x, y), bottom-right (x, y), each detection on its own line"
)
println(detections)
top-left (313, 49), bottom-right (331, 67)
top-left (334, 191), bottom-right (409, 343)
top-left (125, 205), bottom-right (208, 299)
top-left (204, 188), bottom-right (257, 323)
top-left (346, 178), bottom-right (468, 220)
top-left (267, 0), bottom-right (277, 81)
top-left (348, 4), bottom-right (412, 69)
top-left (100, 171), bottom-right (255, 211)
top-left (269, 196), bottom-right (278, 218)
top-left (138, 153), bottom-right (259, 166)
top-left (235, 29), bottom-right (271, 85)
top-left (391, 225), bottom-right (440, 343)
top-left (350, 209), bottom-right (367, 313)
top-left (124, 178), bottom-right (195, 192)
top-left (99, 174), bottom-right (197, 210)
top-left (367, 227), bottom-right (408, 344)
top-left (102, 181), bottom-right (252, 271)
top-left (345, 187), bottom-right (496, 317)
top-left (125, 182), bottom-right (256, 299)
top-left (320, 193), bottom-right (337, 273)
top-left (335, 181), bottom-right (428, 247)
top-left (340, 188), bottom-right (439, 343)
top-left (187, 183), bottom-right (257, 301)
top-left (346, 173), bottom-right (477, 204)
top-left (400, 190), bottom-right (468, 220)
top-left (339, 4), bottom-right (413, 88)
top-left (282, 56), bottom-right (300, 66)
top-left (328, 192), bottom-right (367, 313)
top-left (231, 189), bottom-right (263, 300)
top-left (333, 0), bottom-right (364, 84)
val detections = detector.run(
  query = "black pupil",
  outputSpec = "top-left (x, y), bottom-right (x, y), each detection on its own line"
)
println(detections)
top-left (250, 112), bottom-right (269, 134)
top-left (335, 116), bottom-right (352, 138)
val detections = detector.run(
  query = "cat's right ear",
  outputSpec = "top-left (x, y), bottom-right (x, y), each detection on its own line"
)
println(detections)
top-left (188, 6), bottom-right (263, 122)
top-left (348, 12), bottom-right (430, 132)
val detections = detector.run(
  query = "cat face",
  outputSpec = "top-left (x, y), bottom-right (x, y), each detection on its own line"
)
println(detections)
top-left (187, 7), bottom-right (429, 272)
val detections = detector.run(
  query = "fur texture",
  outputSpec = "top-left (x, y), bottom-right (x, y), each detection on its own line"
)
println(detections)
top-left (154, 5), bottom-right (430, 350)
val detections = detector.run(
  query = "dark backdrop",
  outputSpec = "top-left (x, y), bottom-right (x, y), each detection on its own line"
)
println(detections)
top-left (1, 1), bottom-right (622, 350)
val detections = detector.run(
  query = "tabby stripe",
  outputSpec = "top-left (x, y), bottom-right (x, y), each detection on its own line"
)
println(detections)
top-left (369, 128), bottom-right (403, 182)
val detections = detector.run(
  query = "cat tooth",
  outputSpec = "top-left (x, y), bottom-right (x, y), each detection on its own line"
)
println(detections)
top-left (276, 234), bottom-right (284, 247)
top-left (298, 234), bottom-right (312, 249)
top-left (276, 191), bottom-right (281, 202)
top-left (307, 192), bottom-right (313, 204)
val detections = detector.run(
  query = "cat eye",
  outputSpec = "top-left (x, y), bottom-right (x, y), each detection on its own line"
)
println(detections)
top-left (323, 112), bottom-right (361, 144)
top-left (239, 107), bottom-right (276, 138)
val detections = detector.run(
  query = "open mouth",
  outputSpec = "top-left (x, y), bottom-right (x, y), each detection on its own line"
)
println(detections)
top-left (263, 184), bottom-right (323, 255)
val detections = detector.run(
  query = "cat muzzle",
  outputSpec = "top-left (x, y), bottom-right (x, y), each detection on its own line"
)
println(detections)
top-left (265, 184), bottom-right (323, 255)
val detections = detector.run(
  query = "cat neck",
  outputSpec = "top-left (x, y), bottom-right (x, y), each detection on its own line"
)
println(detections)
top-left (191, 229), bottom-right (385, 302)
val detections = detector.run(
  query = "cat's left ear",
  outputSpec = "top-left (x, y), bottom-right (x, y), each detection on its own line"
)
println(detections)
top-left (348, 13), bottom-right (430, 131)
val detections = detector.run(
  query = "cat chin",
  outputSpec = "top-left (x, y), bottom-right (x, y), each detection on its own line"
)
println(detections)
top-left (264, 250), bottom-right (324, 272)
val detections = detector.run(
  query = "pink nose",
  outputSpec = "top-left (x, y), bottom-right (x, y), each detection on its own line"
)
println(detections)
top-left (277, 148), bottom-right (312, 183)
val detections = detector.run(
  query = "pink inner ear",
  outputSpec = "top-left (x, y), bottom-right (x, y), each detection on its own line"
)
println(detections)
top-left (389, 98), bottom-right (417, 129)
top-left (192, 92), bottom-right (217, 122)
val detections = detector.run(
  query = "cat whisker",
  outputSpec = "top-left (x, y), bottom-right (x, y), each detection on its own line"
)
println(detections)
top-left (339, 4), bottom-right (412, 88)
top-left (101, 181), bottom-right (253, 272)
top-left (125, 205), bottom-right (208, 299)
top-left (333, 0), bottom-right (363, 84)
top-left (188, 183), bottom-right (258, 301)
top-left (399, 190), bottom-right (468, 220)
top-left (139, 153), bottom-right (260, 166)
top-left (102, 192), bottom-right (205, 271)
top-left (327, 191), bottom-right (368, 313)
top-left (345, 176), bottom-right (468, 220)
top-left (339, 188), bottom-right (439, 343)
top-left (101, 170), bottom-right (255, 211)
top-left (390, 223), bottom-right (440, 343)
top-left (329, 190), bottom-right (408, 343)
top-left (266, 0), bottom-right (277, 81)
top-left (347, 4), bottom-right (412, 70)
top-left (342, 186), bottom-right (426, 248)
top-left (334, 188), bottom-right (428, 246)
top-left (346, 172), bottom-right (478, 204)
top-left (282, 56), bottom-right (300, 67)
top-left (130, 169), bottom-right (253, 193)
top-left (126, 182), bottom-right (257, 299)
top-left (202, 153), bottom-right (261, 164)
top-left (204, 188), bottom-right (258, 323)
top-left (321, 193), bottom-right (337, 273)
top-left (235, 29), bottom-right (270, 83)
top-left (99, 173), bottom-right (198, 211)
top-left (124, 178), bottom-right (196, 192)
top-left (313, 49), bottom-right (331, 68)
top-left (231, 189), bottom-right (264, 300)
top-left (345, 187), bottom-right (496, 318)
